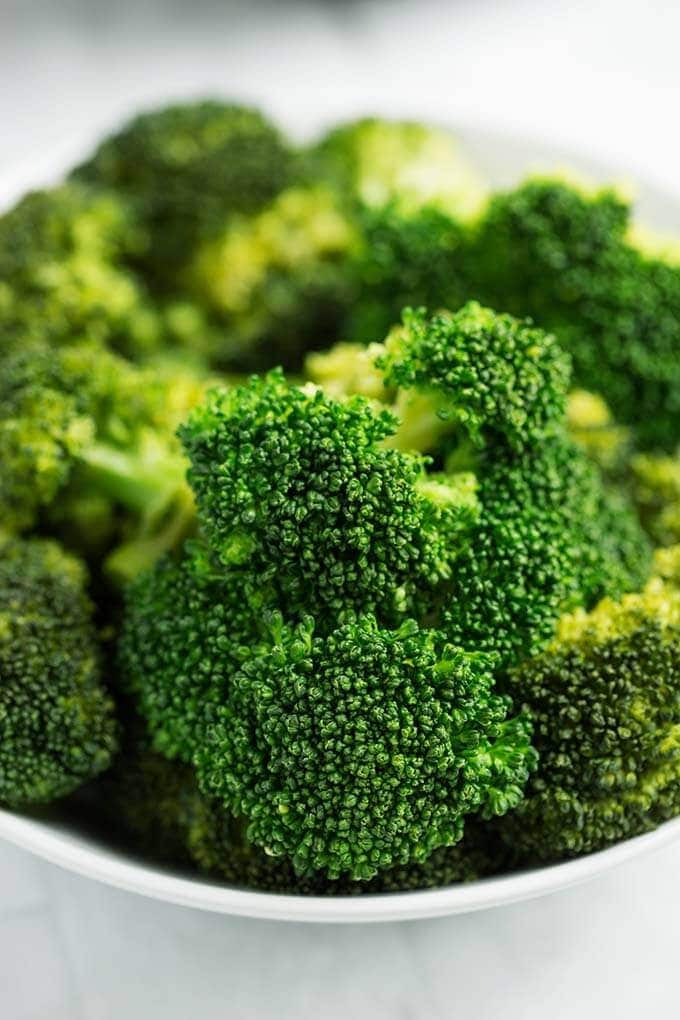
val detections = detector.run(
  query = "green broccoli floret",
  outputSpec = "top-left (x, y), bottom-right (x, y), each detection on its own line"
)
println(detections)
top-left (73, 101), bottom-right (294, 282)
top-left (378, 303), bottom-right (571, 453)
top-left (185, 184), bottom-right (356, 370)
top-left (499, 557), bottom-right (680, 860)
top-left (195, 612), bottom-right (534, 880)
top-left (442, 436), bottom-right (652, 668)
top-left (310, 118), bottom-right (486, 218)
top-left (178, 369), bottom-right (479, 620)
top-left (469, 178), bottom-right (680, 448)
top-left (0, 536), bottom-right (117, 806)
top-left (0, 340), bottom-right (203, 580)
top-left (118, 542), bottom-right (258, 763)
top-left (341, 203), bottom-right (469, 345)
top-left (631, 449), bottom-right (680, 546)
top-left (0, 182), bottom-right (162, 359)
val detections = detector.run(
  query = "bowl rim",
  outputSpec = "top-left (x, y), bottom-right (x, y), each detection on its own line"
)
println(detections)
top-left (1, 120), bottom-right (679, 923)
top-left (1, 809), bottom-right (679, 923)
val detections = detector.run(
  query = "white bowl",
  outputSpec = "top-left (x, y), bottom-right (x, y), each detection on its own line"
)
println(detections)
top-left (1, 123), bottom-right (679, 923)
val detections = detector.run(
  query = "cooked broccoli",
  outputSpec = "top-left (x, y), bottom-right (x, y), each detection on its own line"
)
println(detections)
top-left (631, 449), bottom-right (680, 546)
top-left (499, 554), bottom-right (680, 860)
top-left (0, 340), bottom-right (203, 580)
top-left (0, 182), bottom-right (163, 359)
top-left (0, 536), bottom-right (117, 806)
top-left (178, 369), bottom-right (479, 620)
top-left (73, 101), bottom-right (294, 282)
top-left (566, 389), bottom-right (631, 475)
top-left (186, 184), bottom-right (356, 369)
top-left (469, 177), bottom-right (680, 448)
top-left (310, 118), bottom-right (486, 218)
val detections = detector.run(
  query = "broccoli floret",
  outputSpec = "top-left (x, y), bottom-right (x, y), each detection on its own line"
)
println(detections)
top-left (341, 204), bottom-right (469, 345)
top-left (442, 436), bottom-right (652, 668)
top-left (0, 536), bottom-right (117, 806)
top-left (195, 613), bottom-right (534, 880)
top-left (310, 118), bottom-right (486, 218)
top-left (0, 341), bottom-right (202, 580)
top-left (179, 369), bottom-right (479, 620)
top-left (73, 101), bottom-right (293, 282)
top-left (378, 303), bottom-right (571, 453)
top-left (499, 559), bottom-right (680, 860)
top-left (631, 449), bottom-right (680, 546)
top-left (119, 542), bottom-right (258, 762)
top-left (0, 182), bottom-right (162, 359)
top-left (186, 185), bottom-right (356, 369)
top-left (469, 178), bottom-right (680, 448)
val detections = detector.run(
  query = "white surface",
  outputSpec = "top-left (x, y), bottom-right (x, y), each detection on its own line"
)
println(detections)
top-left (1, 0), bottom-right (680, 1014)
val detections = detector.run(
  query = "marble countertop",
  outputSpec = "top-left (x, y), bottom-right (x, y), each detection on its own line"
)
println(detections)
top-left (1, 1), bottom-right (679, 1015)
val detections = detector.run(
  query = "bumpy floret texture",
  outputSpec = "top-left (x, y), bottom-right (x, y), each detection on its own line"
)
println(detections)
top-left (119, 543), bottom-right (258, 762)
top-left (0, 537), bottom-right (117, 806)
top-left (73, 101), bottom-right (293, 280)
top-left (470, 179), bottom-right (680, 448)
top-left (179, 370), bottom-right (479, 620)
top-left (0, 182), bottom-right (161, 358)
top-left (378, 303), bottom-right (572, 452)
top-left (195, 614), bottom-right (535, 879)
top-left (500, 564), bottom-right (680, 859)
top-left (442, 436), bottom-right (652, 669)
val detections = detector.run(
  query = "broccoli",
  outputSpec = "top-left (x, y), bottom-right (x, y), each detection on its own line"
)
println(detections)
top-left (194, 612), bottom-right (534, 880)
top-left (0, 340), bottom-right (204, 580)
top-left (0, 536), bottom-right (117, 806)
top-left (0, 182), bottom-right (163, 359)
top-left (469, 178), bottom-right (680, 448)
top-left (308, 305), bottom-right (651, 665)
top-left (566, 389), bottom-right (631, 475)
top-left (631, 449), bottom-right (680, 546)
top-left (499, 553), bottom-right (680, 860)
top-left (178, 369), bottom-right (479, 620)
top-left (310, 118), bottom-right (486, 218)
top-left (185, 184), bottom-right (356, 370)
top-left (73, 101), bottom-right (294, 282)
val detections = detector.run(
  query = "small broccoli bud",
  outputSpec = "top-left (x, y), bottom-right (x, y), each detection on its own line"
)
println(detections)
top-left (179, 370), bottom-right (477, 620)
top-left (377, 303), bottom-right (572, 452)
top-left (195, 614), bottom-right (535, 880)
top-left (500, 572), bottom-right (680, 860)
top-left (73, 101), bottom-right (294, 281)
top-left (0, 537), bottom-right (117, 806)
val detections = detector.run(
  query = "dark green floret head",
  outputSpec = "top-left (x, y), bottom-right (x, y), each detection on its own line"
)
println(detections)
top-left (500, 561), bottom-right (680, 860)
top-left (0, 536), bottom-right (117, 807)
top-left (195, 613), bottom-right (536, 880)
top-left (442, 435), bottom-right (652, 669)
top-left (118, 542), bottom-right (258, 763)
top-left (73, 101), bottom-right (294, 278)
top-left (179, 370), bottom-right (479, 620)
top-left (378, 302), bottom-right (572, 452)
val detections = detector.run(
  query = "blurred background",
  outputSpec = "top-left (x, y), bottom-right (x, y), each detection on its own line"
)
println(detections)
top-left (1, 1), bottom-right (680, 1017)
